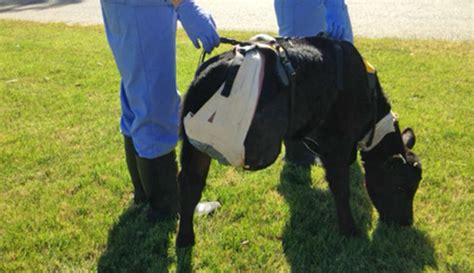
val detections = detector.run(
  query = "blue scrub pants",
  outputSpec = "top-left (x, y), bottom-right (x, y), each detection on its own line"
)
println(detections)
top-left (274, 0), bottom-right (327, 37)
top-left (101, 0), bottom-right (181, 159)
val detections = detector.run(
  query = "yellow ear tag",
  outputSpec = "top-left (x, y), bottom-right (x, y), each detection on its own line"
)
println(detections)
top-left (363, 59), bottom-right (376, 74)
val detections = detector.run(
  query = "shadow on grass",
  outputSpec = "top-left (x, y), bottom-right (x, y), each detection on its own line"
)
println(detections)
top-left (0, 0), bottom-right (82, 13)
top-left (176, 247), bottom-right (193, 273)
top-left (278, 162), bottom-right (437, 273)
top-left (97, 205), bottom-right (177, 273)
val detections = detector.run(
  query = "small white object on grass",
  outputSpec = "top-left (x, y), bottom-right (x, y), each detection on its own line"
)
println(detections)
top-left (195, 201), bottom-right (221, 216)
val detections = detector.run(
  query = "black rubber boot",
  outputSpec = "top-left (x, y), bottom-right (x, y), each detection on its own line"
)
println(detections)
top-left (283, 138), bottom-right (316, 168)
top-left (124, 135), bottom-right (147, 204)
top-left (136, 150), bottom-right (178, 222)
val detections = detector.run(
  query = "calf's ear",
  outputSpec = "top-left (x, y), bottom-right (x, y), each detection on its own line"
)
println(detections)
top-left (402, 128), bottom-right (416, 149)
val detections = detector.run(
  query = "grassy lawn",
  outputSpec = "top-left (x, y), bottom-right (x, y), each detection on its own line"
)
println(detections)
top-left (0, 20), bottom-right (472, 272)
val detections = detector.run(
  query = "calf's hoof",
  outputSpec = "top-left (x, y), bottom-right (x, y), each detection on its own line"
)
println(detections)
top-left (176, 232), bottom-right (195, 248)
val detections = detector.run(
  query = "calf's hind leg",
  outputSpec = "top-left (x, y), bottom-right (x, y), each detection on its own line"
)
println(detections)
top-left (176, 138), bottom-right (212, 248)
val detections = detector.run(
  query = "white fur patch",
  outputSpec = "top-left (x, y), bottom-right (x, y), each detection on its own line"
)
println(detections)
top-left (358, 112), bottom-right (398, 152)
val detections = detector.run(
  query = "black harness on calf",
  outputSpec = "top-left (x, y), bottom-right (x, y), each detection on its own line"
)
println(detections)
top-left (196, 36), bottom-right (378, 153)
top-left (197, 36), bottom-right (298, 134)
top-left (365, 69), bottom-right (378, 148)
top-left (221, 53), bottom-right (243, 97)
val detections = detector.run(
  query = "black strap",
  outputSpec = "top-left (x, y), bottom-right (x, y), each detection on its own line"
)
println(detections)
top-left (275, 45), bottom-right (297, 136)
top-left (334, 42), bottom-right (344, 91)
top-left (195, 49), bottom-right (208, 76)
top-left (365, 71), bottom-right (378, 147)
top-left (196, 37), bottom-right (247, 73)
top-left (221, 52), bottom-right (244, 97)
top-left (220, 37), bottom-right (246, 46)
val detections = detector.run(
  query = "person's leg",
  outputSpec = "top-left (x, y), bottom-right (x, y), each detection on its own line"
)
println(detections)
top-left (274, 0), bottom-right (327, 37)
top-left (136, 150), bottom-right (178, 220)
top-left (130, 5), bottom-right (180, 220)
top-left (101, 1), bottom-right (180, 220)
top-left (123, 134), bottom-right (146, 204)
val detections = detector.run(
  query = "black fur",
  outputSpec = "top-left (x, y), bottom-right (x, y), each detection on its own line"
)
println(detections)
top-left (176, 37), bottom-right (422, 247)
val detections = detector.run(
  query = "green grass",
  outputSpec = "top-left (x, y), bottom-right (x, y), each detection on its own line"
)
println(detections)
top-left (0, 20), bottom-right (472, 272)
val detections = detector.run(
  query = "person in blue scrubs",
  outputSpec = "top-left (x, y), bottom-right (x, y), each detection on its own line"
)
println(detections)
top-left (100, 0), bottom-right (220, 221)
top-left (274, 0), bottom-right (353, 166)
top-left (274, 0), bottom-right (353, 42)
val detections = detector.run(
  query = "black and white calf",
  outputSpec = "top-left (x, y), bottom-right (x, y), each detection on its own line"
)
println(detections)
top-left (176, 36), bottom-right (422, 247)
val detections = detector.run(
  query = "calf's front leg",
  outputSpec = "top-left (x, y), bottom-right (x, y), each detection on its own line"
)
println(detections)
top-left (324, 164), bottom-right (358, 236)
top-left (176, 139), bottom-right (211, 248)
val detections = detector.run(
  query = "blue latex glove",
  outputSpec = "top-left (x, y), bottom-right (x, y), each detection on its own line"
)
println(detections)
top-left (176, 0), bottom-right (220, 53)
top-left (325, 0), bottom-right (353, 42)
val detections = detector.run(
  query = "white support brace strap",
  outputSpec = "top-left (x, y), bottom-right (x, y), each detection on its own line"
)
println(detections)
top-left (183, 48), bottom-right (266, 167)
top-left (358, 112), bottom-right (398, 152)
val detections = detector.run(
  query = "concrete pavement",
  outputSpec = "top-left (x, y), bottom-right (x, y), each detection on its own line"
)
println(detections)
top-left (0, 0), bottom-right (472, 40)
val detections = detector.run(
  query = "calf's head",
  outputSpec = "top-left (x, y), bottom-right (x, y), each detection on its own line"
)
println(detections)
top-left (363, 128), bottom-right (422, 226)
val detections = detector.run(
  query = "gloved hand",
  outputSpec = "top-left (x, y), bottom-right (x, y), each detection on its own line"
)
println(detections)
top-left (325, 0), bottom-right (353, 42)
top-left (176, 0), bottom-right (220, 53)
